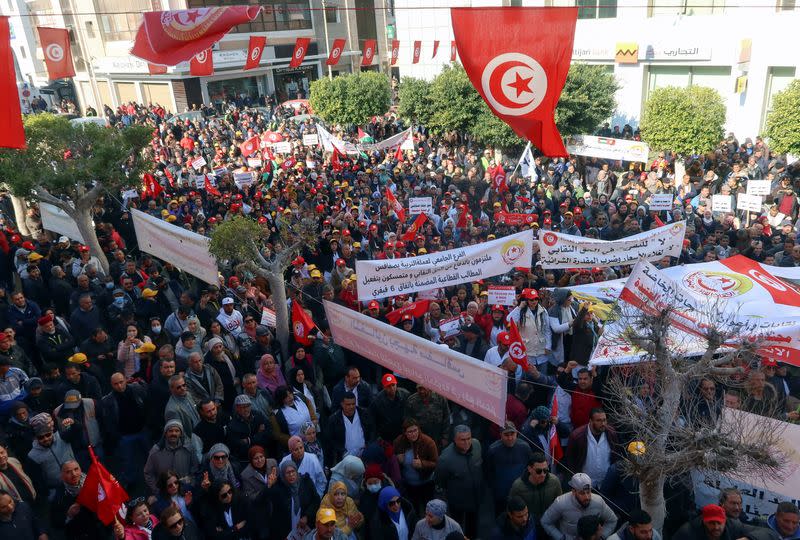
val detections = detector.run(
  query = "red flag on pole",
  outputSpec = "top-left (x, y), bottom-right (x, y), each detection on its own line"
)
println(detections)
top-left (450, 40), bottom-right (457, 62)
top-left (0, 17), bottom-right (25, 149)
top-left (204, 175), bottom-right (221, 197)
top-left (163, 168), bottom-right (175, 187)
top-left (37, 27), bottom-right (75, 80)
top-left (549, 394), bottom-right (564, 463)
top-left (412, 41), bottom-right (421, 64)
top-left (456, 206), bottom-right (469, 229)
top-left (289, 37), bottom-right (311, 68)
top-left (331, 147), bottom-right (344, 173)
top-left (239, 135), bottom-right (259, 157)
top-left (131, 7), bottom-right (261, 65)
top-left (507, 319), bottom-right (529, 371)
top-left (394, 144), bottom-right (403, 162)
top-left (386, 299), bottom-right (431, 325)
top-left (385, 187), bottom-right (406, 222)
top-left (189, 49), bottom-right (213, 76)
top-left (327, 38), bottom-right (346, 66)
top-left (148, 63), bottom-right (167, 75)
top-left (76, 446), bottom-right (129, 525)
top-left (391, 39), bottom-right (399, 66)
top-left (244, 35), bottom-right (266, 70)
top-left (401, 212), bottom-right (427, 242)
top-left (652, 213), bottom-right (665, 227)
top-left (432, 40), bottom-right (439, 58)
top-left (142, 173), bottom-right (163, 198)
top-left (361, 39), bottom-right (376, 66)
top-left (451, 7), bottom-right (578, 157)
top-left (292, 301), bottom-right (315, 346)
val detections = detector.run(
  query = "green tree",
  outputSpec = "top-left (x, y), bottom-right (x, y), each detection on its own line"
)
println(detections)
top-left (555, 63), bottom-right (620, 137)
top-left (427, 63), bottom-right (484, 134)
top-left (397, 76), bottom-right (433, 126)
top-left (764, 79), bottom-right (800, 155)
top-left (0, 113), bottom-right (151, 273)
top-left (310, 71), bottom-right (391, 126)
top-left (209, 214), bottom-right (319, 359)
top-left (640, 86), bottom-right (726, 156)
top-left (469, 103), bottom-right (524, 150)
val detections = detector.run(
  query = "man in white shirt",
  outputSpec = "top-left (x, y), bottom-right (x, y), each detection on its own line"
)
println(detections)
top-left (216, 297), bottom-right (244, 337)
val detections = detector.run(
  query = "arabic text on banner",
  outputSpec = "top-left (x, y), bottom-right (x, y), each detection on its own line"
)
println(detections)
top-left (648, 193), bottom-right (674, 211)
top-left (712, 194), bottom-right (732, 213)
top-left (39, 202), bottom-right (86, 243)
top-left (131, 209), bottom-right (219, 284)
top-left (355, 230), bottom-right (534, 300)
top-left (408, 197), bottom-right (433, 215)
top-left (565, 135), bottom-right (650, 163)
top-left (538, 221), bottom-right (686, 269)
top-left (324, 300), bottom-right (508, 426)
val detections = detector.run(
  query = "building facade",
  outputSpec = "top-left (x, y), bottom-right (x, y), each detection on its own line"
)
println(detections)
top-left (393, 0), bottom-right (800, 140)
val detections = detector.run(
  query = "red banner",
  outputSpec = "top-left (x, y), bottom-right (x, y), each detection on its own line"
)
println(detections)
top-left (450, 40), bottom-right (457, 62)
top-left (386, 187), bottom-right (406, 222)
top-left (361, 39), bottom-right (376, 66)
top-left (0, 17), bottom-right (25, 149)
top-left (451, 7), bottom-right (578, 157)
top-left (189, 49), bottom-right (213, 76)
top-left (239, 135), bottom-right (259, 157)
top-left (401, 213), bottom-right (428, 241)
top-left (147, 63), bottom-right (167, 75)
top-left (391, 39), bottom-right (399, 66)
top-left (290, 37), bottom-right (311, 68)
top-left (494, 212), bottom-right (536, 226)
top-left (386, 300), bottom-right (431, 326)
top-left (37, 27), bottom-right (75, 80)
top-left (327, 38), bottom-right (346, 66)
top-left (244, 35), bottom-right (265, 70)
top-left (131, 7), bottom-right (261, 65)
top-left (432, 40), bottom-right (439, 58)
top-left (412, 40), bottom-right (421, 64)
top-left (719, 256), bottom-right (800, 308)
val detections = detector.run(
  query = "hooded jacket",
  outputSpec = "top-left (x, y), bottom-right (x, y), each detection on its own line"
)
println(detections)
top-left (143, 419), bottom-right (200, 494)
top-left (768, 514), bottom-right (800, 540)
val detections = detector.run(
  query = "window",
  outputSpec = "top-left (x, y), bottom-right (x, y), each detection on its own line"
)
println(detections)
top-left (185, 0), bottom-right (313, 33)
top-left (577, 0), bottom-right (617, 19)
top-left (650, 0), bottom-right (725, 16)
top-left (95, 0), bottom-right (154, 41)
top-left (647, 65), bottom-right (732, 97)
top-left (777, 0), bottom-right (795, 11)
top-left (762, 67), bottom-right (796, 128)
top-left (84, 21), bottom-right (95, 39)
top-left (324, 3), bottom-right (339, 23)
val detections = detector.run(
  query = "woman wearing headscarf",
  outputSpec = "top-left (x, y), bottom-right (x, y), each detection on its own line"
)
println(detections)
top-left (288, 367), bottom-right (319, 421)
top-left (301, 421), bottom-right (325, 467)
top-left (197, 480), bottom-right (250, 540)
top-left (258, 460), bottom-right (320, 540)
top-left (113, 498), bottom-right (159, 540)
top-left (274, 385), bottom-right (316, 439)
top-left (329, 455), bottom-right (365, 501)
top-left (410, 499), bottom-right (463, 540)
top-left (256, 354), bottom-right (286, 399)
top-left (206, 320), bottom-right (239, 362)
top-left (240, 445), bottom-right (277, 502)
top-left (200, 443), bottom-right (240, 489)
top-left (319, 480), bottom-right (364, 539)
top-left (369, 486), bottom-right (417, 540)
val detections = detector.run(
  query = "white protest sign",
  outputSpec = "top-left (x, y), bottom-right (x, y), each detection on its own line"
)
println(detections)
top-left (712, 194), bottom-right (733, 213)
top-left (302, 133), bottom-right (319, 147)
top-left (324, 300), bottom-right (508, 426)
top-left (488, 285), bottom-right (517, 306)
top-left (737, 193), bottom-right (762, 213)
top-left (261, 308), bottom-right (276, 327)
top-left (234, 172), bottom-right (255, 188)
top-left (746, 179), bottom-right (771, 196)
top-left (648, 194), bottom-right (674, 211)
top-left (192, 175), bottom-right (205, 189)
top-left (408, 197), bottom-right (433, 215)
top-left (416, 288), bottom-right (443, 300)
top-left (356, 231), bottom-right (534, 300)
top-left (566, 135), bottom-right (650, 162)
top-left (538, 221), bottom-right (686, 269)
top-left (247, 158), bottom-right (262, 168)
top-left (400, 135), bottom-right (415, 150)
top-left (39, 202), bottom-right (86, 243)
top-left (191, 156), bottom-right (207, 170)
top-left (131, 209), bottom-right (218, 284)
top-left (438, 315), bottom-right (462, 338)
top-left (273, 141), bottom-right (292, 154)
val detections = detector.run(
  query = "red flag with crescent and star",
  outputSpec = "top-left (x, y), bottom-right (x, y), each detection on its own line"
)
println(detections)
top-left (450, 40), bottom-right (457, 62)
top-left (327, 38), bottom-right (346, 66)
top-left (386, 299), bottom-right (431, 325)
top-left (401, 213), bottom-right (427, 241)
top-left (292, 301), bottom-right (315, 346)
top-left (239, 135), bottom-right (259, 157)
top-left (76, 446), bottom-right (129, 525)
top-left (386, 187), bottom-right (406, 222)
top-left (391, 39), bottom-right (400, 66)
top-left (451, 7), bottom-right (577, 157)
top-left (507, 319), bottom-right (529, 371)
top-left (361, 39), bottom-right (376, 66)
top-left (244, 35), bottom-right (265, 70)
top-left (412, 41), bottom-right (421, 64)
top-left (189, 49), bottom-right (213, 76)
top-left (131, 7), bottom-right (261, 65)
top-left (290, 37), bottom-right (311, 68)
top-left (38, 27), bottom-right (75, 80)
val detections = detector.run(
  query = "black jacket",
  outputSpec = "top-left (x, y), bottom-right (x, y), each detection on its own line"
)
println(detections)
top-left (367, 497), bottom-right (417, 540)
top-left (325, 406), bottom-right (376, 467)
top-left (0, 500), bottom-right (47, 540)
top-left (100, 382), bottom-right (148, 449)
top-left (225, 410), bottom-right (272, 463)
top-left (51, 483), bottom-right (109, 540)
top-left (256, 473), bottom-right (320, 540)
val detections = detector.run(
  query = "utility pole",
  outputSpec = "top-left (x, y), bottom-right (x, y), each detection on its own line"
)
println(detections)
top-left (66, 0), bottom-right (103, 116)
top-left (321, 0), bottom-right (332, 78)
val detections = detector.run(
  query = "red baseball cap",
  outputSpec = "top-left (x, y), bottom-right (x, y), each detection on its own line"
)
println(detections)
top-left (701, 504), bottom-right (726, 524)
top-left (521, 288), bottom-right (539, 300)
top-left (292, 256), bottom-right (305, 266)
top-left (382, 373), bottom-right (398, 388)
top-left (336, 258), bottom-right (346, 267)
top-left (498, 332), bottom-right (512, 346)
top-left (368, 300), bottom-right (380, 310)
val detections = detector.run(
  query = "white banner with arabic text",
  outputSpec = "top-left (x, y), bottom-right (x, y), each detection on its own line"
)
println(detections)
top-left (566, 135), bottom-right (650, 162)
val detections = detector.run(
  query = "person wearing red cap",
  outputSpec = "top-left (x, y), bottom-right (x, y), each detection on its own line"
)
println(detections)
top-left (35, 312), bottom-right (76, 366)
top-left (507, 288), bottom-right (552, 370)
top-left (484, 331), bottom-right (512, 370)
top-left (672, 503), bottom-right (757, 540)
top-left (370, 373), bottom-right (410, 442)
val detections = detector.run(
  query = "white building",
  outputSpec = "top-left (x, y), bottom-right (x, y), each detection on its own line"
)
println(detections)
top-left (393, 0), bottom-right (800, 140)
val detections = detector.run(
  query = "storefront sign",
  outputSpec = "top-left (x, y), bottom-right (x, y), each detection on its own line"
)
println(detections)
top-left (641, 45), bottom-right (712, 61)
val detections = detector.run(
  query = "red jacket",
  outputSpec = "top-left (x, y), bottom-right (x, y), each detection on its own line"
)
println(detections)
top-left (570, 390), bottom-right (602, 428)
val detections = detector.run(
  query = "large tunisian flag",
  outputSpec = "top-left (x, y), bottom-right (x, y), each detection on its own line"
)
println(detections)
top-left (131, 7), bottom-right (261, 65)
top-left (37, 27), bottom-right (75, 80)
top-left (0, 17), bottom-right (25, 149)
top-left (451, 7), bottom-right (577, 157)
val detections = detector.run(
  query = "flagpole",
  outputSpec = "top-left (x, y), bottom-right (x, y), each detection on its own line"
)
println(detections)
top-left (510, 141), bottom-right (531, 178)
top-left (321, 0), bottom-right (333, 79)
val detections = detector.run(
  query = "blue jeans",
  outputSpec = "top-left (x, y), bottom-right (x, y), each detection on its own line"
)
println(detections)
top-left (117, 431), bottom-right (150, 485)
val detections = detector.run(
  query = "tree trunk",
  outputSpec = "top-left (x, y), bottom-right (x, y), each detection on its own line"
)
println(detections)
top-left (266, 272), bottom-right (290, 361)
top-left (71, 209), bottom-right (109, 275)
top-left (10, 196), bottom-right (30, 236)
top-left (639, 473), bottom-right (666, 531)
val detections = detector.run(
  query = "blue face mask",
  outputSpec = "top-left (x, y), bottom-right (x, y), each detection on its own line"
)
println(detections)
top-left (106, 282), bottom-right (114, 290)
top-left (366, 483), bottom-right (381, 493)
top-left (113, 297), bottom-right (125, 306)
top-left (151, 325), bottom-right (162, 334)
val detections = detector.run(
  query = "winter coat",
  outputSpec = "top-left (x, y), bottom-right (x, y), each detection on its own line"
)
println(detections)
top-left (673, 515), bottom-right (774, 540)
top-left (509, 471), bottom-right (562, 518)
top-left (370, 387), bottom-right (410, 442)
top-left (368, 497), bottom-right (417, 540)
top-left (608, 522), bottom-right (663, 540)
top-left (256, 472), bottom-right (320, 540)
top-left (434, 440), bottom-right (484, 512)
top-left (25, 431), bottom-right (75, 492)
top-left (144, 425), bottom-right (200, 494)
top-left (485, 439), bottom-right (534, 502)
top-left (540, 492), bottom-right (617, 540)
top-left (490, 512), bottom-right (537, 540)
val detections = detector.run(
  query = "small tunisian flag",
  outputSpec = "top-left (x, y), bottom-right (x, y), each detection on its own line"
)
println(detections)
top-left (390, 39), bottom-right (399, 66)
top-left (450, 40), bottom-right (457, 62)
top-left (290, 37), bottom-right (311, 68)
top-left (432, 40), bottom-right (439, 58)
top-left (507, 319), bottom-right (529, 371)
top-left (385, 187), bottom-right (406, 222)
top-left (142, 173), bottom-right (163, 198)
top-left (204, 175), bottom-right (221, 197)
top-left (0, 17), bottom-right (25, 149)
top-left (76, 446), bottom-right (129, 525)
top-left (292, 301), bottom-right (315, 346)
top-left (361, 39), bottom-right (376, 66)
top-left (244, 35), bottom-right (266, 70)
top-left (239, 135), bottom-right (259, 157)
top-left (401, 212), bottom-right (427, 241)
top-left (38, 27), bottom-right (75, 80)
top-left (386, 299), bottom-right (431, 325)
top-left (190, 49), bottom-right (213, 76)
top-left (412, 41), bottom-right (421, 64)
top-left (394, 144), bottom-right (404, 162)
top-left (549, 394), bottom-right (564, 464)
top-left (131, 7), bottom-right (261, 65)
top-left (327, 38), bottom-right (346, 66)
top-left (451, 7), bottom-right (578, 157)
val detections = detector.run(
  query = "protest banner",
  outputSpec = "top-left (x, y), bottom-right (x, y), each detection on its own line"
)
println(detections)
top-left (566, 135), bottom-right (650, 163)
top-left (737, 193), bottom-right (762, 213)
top-left (191, 156), bottom-right (206, 170)
top-left (746, 179), bottom-right (771, 196)
top-left (408, 197), bottom-right (433, 215)
top-left (495, 212), bottom-right (537, 226)
top-left (234, 171), bottom-right (254, 188)
top-left (213, 166), bottom-right (228, 177)
top-left (438, 315), bottom-right (462, 338)
top-left (358, 127), bottom-right (412, 153)
top-left (246, 157), bottom-right (262, 168)
top-left (192, 175), bottom-right (205, 189)
top-left (302, 133), bottom-right (319, 147)
top-left (39, 202), bottom-right (86, 242)
top-left (417, 288), bottom-right (444, 300)
top-left (273, 141), bottom-right (292, 154)
top-left (131, 209), bottom-right (218, 284)
top-left (488, 285), bottom-right (517, 306)
top-left (538, 221), bottom-right (686, 269)
top-left (712, 194), bottom-right (733, 213)
top-left (261, 307), bottom-right (276, 327)
top-left (356, 230), bottom-right (534, 300)
top-left (648, 193), bottom-right (674, 211)
top-left (324, 300), bottom-right (508, 426)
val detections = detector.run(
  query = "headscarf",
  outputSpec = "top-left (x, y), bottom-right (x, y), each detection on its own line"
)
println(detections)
top-left (205, 443), bottom-right (238, 487)
top-left (279, 460), bottom-right (300, 509)
top-left (329, 455), bottom-right (365, 497)
top-left (377, 486), bottom-right (402, 523)
top-left (248, 445), bottom-right (266, 470)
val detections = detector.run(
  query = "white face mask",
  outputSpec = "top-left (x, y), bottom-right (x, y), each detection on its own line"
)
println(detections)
top-left (366, 483), bottom-right (381, 493)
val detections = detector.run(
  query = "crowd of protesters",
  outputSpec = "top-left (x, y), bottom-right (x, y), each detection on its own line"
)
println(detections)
top-left (0, 97), bottom-right (799, 540)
